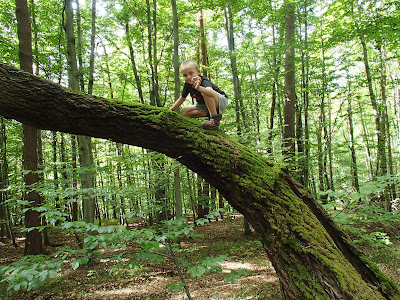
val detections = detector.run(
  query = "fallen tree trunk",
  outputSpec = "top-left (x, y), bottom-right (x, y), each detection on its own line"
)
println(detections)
top-left (0, 62), bottom-right (398, 299)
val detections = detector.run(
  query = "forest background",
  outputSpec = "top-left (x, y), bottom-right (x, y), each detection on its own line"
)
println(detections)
top-left (0, 0), bottom-right (400, 298)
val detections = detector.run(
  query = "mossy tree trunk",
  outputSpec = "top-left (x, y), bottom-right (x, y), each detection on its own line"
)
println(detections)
top-left (0, 62), bottom-right (399, 299)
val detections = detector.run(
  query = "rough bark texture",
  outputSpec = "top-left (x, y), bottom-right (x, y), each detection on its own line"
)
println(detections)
top-left (16, 0), bottom-right (44, 255)
top-left (0, 62), bottom-right (399, 299)
top-left (283, 0), bottom-right (296, 159)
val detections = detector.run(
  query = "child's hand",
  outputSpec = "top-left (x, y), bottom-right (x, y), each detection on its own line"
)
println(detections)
top-left (192, 76), bottom-right (201, 89)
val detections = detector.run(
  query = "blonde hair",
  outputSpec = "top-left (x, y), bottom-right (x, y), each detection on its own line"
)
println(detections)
top-left (180, 59), bottom-right (200, 70)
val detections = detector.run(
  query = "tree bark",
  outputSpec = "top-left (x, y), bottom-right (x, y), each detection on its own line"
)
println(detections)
top-left (346, 80), bottom-right (360, 193)
top-left (64, 0), bottom-right (95, 224)
top-left (283, 0), bottom-right (296, 161)
top-left (0, 117), bottom-right (15, 245)
top-left (126, 22), bottom-right (144, 104)
top-left (16, 0), bottom-right (44, 255)
top-left (224, 5), bottom-right (244, 133)
top-left (199, 10), bottom-right (209, 79)
top-left (0, 63), bottom-right (399, 299)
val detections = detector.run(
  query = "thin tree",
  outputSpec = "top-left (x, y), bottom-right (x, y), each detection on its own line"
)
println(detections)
top-left (171, 0), bottom-right (183, 219)
top-left (125, 22), bottom-right (144, 104)
top-left (346, 73), bottom-right (360, 193)
top-left (16, 0), bottom-right (44, 255)
top-left (63, 0), bottom-right (95, 224)
top-left (224, 5), bottom-right (245, 134)
top-left (0, 117), bottom-right (15, 245)
top-left (283, 0), bottom-right (296, 162)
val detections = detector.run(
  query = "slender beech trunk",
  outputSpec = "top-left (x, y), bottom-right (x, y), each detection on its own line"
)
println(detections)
top-left (270, 20), bottom-right (284, 148)
top-left (71, 135), bottom-right (78, 221)
top-left (378, 44), bottom-right (396, 204)
top-left (1, 63), bottom-right (399, 298)
top-left (146, 0), bottom-right (160, 107)
top-left (88, 0), bottom-right (96, 95)
top-left (318, 23), bottom-right (329, 197)
top-left (16, 0), bottom-right (43, 255)
top-left (224, 5), bottom-right (244, 133)
top-left (171, 0), bottom-right (182, 219)
top-left (346, 78), bottom-right (360, 193)
top-left (353, 1), bottom-right (387, 179)
top-left (358, 102), bottom-right (375, 177)
top-left (361, 34), bottom-right (387, 177)
top-left (298, 0), bottom-right (310, 187)
top-left (116, 143), bottom-right (126, 225)
top-left (64, 0), bottom-right (95, 224)
top-left (283, 0), bottom-right (296, 162)
top-left (75, 0), bottom-right (85, 92)
top-left (0, 117), bottom-right (15, 245)
top-left (126, 22), bottom-right (144, 104)
top-left (199, 10), bottom-right (209, 78)
top-left (327, 95), bottom-right (334, 191)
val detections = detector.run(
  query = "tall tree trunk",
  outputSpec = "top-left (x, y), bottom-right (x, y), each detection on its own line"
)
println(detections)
top-left (125, 22), bottom-right (144, 104)
top-left (346, 77), bottom-right (360, 193)
top-left (1, 63), bottom-right (400, 299)
top-left (16, 0), bottom-right (43, 255)
top-left (299, 0), bottom-right (310, 187)
top-left (270, 20), bottom-right (284, 149)
top-left (64, 0), bottom-right (95, 224)
top-left (224, 5), bottom-right (244, 133)
top-left (87, 0), bottom-right (96, 95)
top-left (283, 0), bottom-right (296, 162)
top-left (199, 10), bottom-right (209, 78)
top-left (354, 7), bottom-right (387, 178)
top-left (358, 102), bottom-right (375, 177)
top-left (378, 44), bottom-right (396, 205)
top-left (171, 0), bottom-right (182, 220)
top-left (146, 0), bottom-right (160, 107)
top-left (116, 143), bottom-right (126, 225)
top-left (317, 24), bottom-right (329, 198)
top-left (71, 135), bottom-right (78, 221)
top-left (0, 117), bottom-right (15, 245)
top-left (75, 0), bottom-right (85, 92)
top-left (249, 63), bottom-right (261, 142)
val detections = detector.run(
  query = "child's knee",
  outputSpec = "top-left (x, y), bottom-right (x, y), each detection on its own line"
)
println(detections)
top-left (181, 107), bottom-right (190, 116)
top-left (204, 94), bottom-right (218, 103)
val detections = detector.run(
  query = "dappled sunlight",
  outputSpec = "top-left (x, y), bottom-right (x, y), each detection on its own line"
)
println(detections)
top-left (91, 276), bottom-right (171, 298)
top-left (219, 261), bottom-right (274, 273)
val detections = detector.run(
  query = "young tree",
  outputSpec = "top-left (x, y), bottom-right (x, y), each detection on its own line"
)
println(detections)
top-left (283, 0), bottom-right (297, 163)
top-left (0, 117), bottom-right (15, 245)
top-left (63, 0), bottom-right (95, 224)
top-left (16, 0), bottom-right (44, 255)
top-left (171, 0), bottom-right (183, 219)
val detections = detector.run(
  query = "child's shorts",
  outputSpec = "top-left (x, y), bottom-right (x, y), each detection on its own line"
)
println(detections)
top-left (195, 93), bottom-right (230, 115)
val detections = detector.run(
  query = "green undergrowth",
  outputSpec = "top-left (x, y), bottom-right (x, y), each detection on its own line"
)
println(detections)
top-left (0, 214), bottom-right (280, 300)
top-left (323, 196), bottom-right (400, 288)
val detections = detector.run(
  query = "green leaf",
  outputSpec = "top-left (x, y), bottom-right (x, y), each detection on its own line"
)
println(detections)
top-left (168, 282), bottom-right (185, 292)
top-left (39, 270), bottom-right (48, 282)
top-left (187, 265), bottom-right (207, 277)
top-left (223, 269), bottom-right (251, 283)
top-left (71, 260), bottom-right (80, 270)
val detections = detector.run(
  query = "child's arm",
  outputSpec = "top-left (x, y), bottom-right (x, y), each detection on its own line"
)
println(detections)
top-left (170, 95), bottom-right (186, 111)
top-left (192, 77), bottom-right (217, 97)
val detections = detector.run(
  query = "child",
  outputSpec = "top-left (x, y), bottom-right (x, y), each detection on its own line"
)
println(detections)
top-left (170, 60), bottom-right (229, 129)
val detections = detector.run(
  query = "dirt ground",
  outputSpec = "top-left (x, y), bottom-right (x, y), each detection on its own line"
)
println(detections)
top-left (0, 216), bottom-right (281, 300)
top-left (1, 215), bottom-right (399, 299)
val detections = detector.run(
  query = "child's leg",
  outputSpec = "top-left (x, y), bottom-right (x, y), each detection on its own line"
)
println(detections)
top-left (181, 106), bottom-right (208, 118)
top-left (202, 91), bottom-right (220, 116)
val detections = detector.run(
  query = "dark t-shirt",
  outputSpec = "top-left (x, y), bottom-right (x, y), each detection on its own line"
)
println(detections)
top-left (181, 76), bottom-right (227, 104)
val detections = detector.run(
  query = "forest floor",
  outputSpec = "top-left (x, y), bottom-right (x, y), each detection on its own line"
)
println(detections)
top-left (0, 215), bottom-right (399, 300)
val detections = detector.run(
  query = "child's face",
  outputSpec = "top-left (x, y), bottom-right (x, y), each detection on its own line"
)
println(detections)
top-left (180, 64), bottom-right (200, 85)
